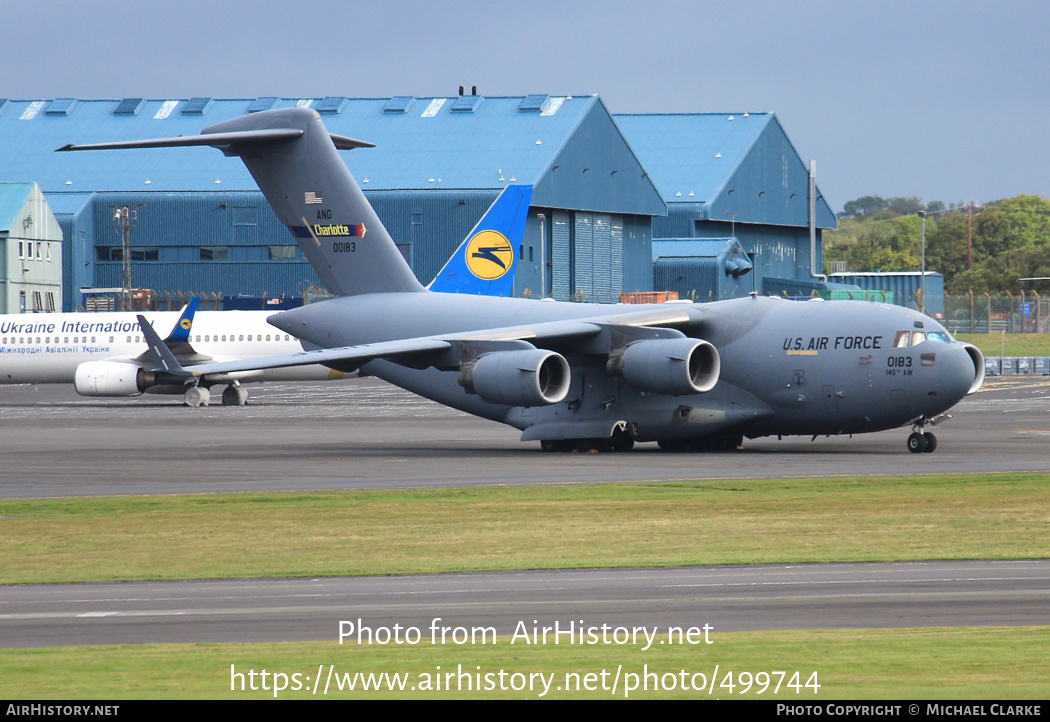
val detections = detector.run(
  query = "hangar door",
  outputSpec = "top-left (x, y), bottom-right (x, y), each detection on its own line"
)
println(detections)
top-left (551, 211), bottom-right (623, 303)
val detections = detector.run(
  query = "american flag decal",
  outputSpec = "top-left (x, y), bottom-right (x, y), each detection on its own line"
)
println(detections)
top-left (304, 191), bottom-right (323, 205)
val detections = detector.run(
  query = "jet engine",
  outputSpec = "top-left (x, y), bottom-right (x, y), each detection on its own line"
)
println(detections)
top-left (458, 349), bottom-right (571, 407)
top-left (962, 343), bottom-right (985, 395)
top-left (607, 338), bottom-right (720, 396)
top-left (74, 361), bottom-right (155, 397)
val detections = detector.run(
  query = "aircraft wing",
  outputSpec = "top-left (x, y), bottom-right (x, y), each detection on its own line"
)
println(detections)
top-left (145, 304), bottom-right (704, 378)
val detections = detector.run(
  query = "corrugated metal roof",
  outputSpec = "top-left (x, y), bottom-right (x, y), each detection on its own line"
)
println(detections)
top-left (615, 112), bottom-right (836, 229)
top-left (0, 96), bottom-right (597, 194)
top-left (615, 113), bottom-right (771, 202)
top-left (0, 181), bottom-right (34, 231)
top-left (36, 191), bottom-right (93, 216)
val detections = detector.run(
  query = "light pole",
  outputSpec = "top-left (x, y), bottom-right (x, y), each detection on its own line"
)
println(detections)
top-left (918, 210), bottom-right (927, 315)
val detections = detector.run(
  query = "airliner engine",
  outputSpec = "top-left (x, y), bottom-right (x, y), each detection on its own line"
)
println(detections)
top-left (607, 338), bottom-right (720, 396)
top-left (74, 361), bottom-right (153, 397)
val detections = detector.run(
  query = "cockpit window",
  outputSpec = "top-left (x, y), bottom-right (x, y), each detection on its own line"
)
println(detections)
top-left (910, 332), bottom-right (927, 346)
top-left (927, 331), bottom-right (951, 343)
top-left (893, 331), bottom-right (910, 348)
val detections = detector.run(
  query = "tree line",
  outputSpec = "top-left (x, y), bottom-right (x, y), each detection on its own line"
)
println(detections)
top-left (824, 194), bottom-right (1050, 294)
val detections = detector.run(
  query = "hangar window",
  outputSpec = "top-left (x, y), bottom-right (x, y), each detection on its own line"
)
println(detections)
top-left (200, 247), bottom-right (228, 261)
top-left (268, 245), bottom-right (296, 260)
top-left (97, 247), bottom-right (159, 261)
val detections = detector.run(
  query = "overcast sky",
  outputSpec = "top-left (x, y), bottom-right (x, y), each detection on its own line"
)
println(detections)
top-left (6, 0), bottom-right (1047, 212)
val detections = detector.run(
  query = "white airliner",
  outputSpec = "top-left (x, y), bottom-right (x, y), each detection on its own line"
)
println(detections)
top-left (0, 300), bottom-right (339, 405)
top-left (0, 185), bottom-right (532, 406)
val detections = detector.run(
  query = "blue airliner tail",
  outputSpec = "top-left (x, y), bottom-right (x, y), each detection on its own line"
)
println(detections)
top-left (164, 297), bottom-right (199, 344)
top-left (429, 185), bottom-right (533, 297)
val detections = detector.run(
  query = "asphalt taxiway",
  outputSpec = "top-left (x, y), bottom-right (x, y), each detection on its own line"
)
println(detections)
top-left (0, 375), bottom-right (1048, 499)
top-left (1, 376), bottom-right (1047, 648)
top-left (2, 561), bottom-right (1048, 647)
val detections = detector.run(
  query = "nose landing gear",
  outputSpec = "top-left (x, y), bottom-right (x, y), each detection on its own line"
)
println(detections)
top-left (907, 425), bottom-right (937, 453)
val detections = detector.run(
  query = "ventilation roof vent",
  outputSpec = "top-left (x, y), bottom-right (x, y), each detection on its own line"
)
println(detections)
top-left (181, 98), bottom-right (214, 115)
top-left (247, 97), bottom-right (279, 113)
top-left (518, 95), bottom-right (551, 113)
top-left (316, 96), bottom-right (348, 114)
top-left (383, 96), bottom-right (415, 114)
top-left (113, 98), bottom-right (145, 116)
top-left (450, 95), bottom-right (483, 113)
top-left (45, 98), bottom-right (77, 116)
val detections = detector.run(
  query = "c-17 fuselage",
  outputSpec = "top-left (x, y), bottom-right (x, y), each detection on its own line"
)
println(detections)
top-left (269, 290), bottom-right (982, 452)
top-left (61, 107), bottom-right (983, 453)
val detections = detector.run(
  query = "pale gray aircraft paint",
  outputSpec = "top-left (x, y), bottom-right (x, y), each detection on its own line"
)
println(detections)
top-left (61, 108), bottom-right (984, 453)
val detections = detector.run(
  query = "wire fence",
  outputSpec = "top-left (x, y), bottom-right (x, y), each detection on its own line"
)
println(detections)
top-left (945, 293), bottom-right (1049, 334)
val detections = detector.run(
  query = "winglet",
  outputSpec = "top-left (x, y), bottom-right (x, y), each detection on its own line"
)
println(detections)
top-left (164, 297), bottom-right (199, 344)
top-left (137, 315), bottom-right (191, 376)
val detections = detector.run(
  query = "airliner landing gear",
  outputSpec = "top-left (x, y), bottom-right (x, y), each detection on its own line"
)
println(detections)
top-left (184, 385), bottom-right (211, 407)
top-left (222, 383), bottom-right (248, 406)
top-left (907, 427), bottom-right (937, 453)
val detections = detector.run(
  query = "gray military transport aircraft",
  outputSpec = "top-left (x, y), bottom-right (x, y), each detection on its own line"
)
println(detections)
top-left (60, 107), bottom-right (984, 453)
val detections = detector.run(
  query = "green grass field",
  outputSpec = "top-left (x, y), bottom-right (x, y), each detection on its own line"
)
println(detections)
top-left (956, 333), bottom-right (1050, 357)
top-left (3, 473), bottom-right (1048, 699)
top-left (2, 473), bottom-right (1048, 583)
top-left (2, 627), bottom-right (1046, 699)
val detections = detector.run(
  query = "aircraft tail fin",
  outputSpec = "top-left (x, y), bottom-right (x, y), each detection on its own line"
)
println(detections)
top-left (429, 185), bottom-right (533, 296)
top-left (163, 297), bottom-right (199, 345)
top-left (59, 108), bottom-right (425, 297)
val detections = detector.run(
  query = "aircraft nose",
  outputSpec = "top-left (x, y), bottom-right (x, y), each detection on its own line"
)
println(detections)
top-left (939, 343), bottom-right (985, 401)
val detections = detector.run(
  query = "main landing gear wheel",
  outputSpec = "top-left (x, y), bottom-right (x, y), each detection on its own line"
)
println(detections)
top-left (922, 432), bottom-right (937, 453)
top-left (222, 384), bottom-right (248, 406)
top-left (184, 386), bottom-right (211, 407)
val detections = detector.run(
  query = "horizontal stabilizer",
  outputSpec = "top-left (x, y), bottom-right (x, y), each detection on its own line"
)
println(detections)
top-left (56, 130), bottom-right (374, 153)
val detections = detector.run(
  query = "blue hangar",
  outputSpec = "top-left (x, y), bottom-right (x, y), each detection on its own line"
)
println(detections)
top-left (0, 95), bottom-right (835, 311)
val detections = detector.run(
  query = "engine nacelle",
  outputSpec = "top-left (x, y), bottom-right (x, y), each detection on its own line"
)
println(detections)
top-left (459, 349), bottom-right (571, 407)
top-left (74, 361), bottom-right (153, 397)
top-left (607, 338), bottom-right (720, 396)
